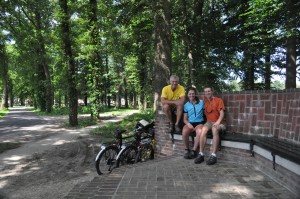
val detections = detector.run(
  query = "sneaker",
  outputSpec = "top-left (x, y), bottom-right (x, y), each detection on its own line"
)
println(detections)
top-left (206, 155), bottom-right (217, 165)
top-left (169, 123), bottom-right (175, 133)
top-left (184, 150), bottom-right (196, 159)
top-left (194, 154), bottom-right (204, 164)
top-left (184, 149), bottom-right (190, 159)
top-left (175, 125), bottom-right (181, 133)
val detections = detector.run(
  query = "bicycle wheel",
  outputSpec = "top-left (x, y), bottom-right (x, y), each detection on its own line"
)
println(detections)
top-left (139, 143), bottom-right (154, 162)
top-left (95, 145), bottom-right (119, 175)
top-left (117, 145), bottom-right (138, 167)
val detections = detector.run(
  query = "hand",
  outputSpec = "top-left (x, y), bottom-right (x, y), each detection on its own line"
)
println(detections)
top-left (187, 123), bottom-right (193, 129)
top-left (213, 122), bottom-right (220, 129)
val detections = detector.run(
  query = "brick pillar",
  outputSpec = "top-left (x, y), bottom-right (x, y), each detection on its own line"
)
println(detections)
top-left (155, 110), bottom-right (175, 157)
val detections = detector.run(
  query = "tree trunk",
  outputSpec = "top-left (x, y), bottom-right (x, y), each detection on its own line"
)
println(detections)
top-left (0, 41), bottom-right (9, 109)
top-left (88, 0), bottom-right (102, 118)
top-left (243, 49), bottom-right (255, 90)
top-left (191, 0), bottom-right (204, 86)
top-left (123, 77), bottom-right (129, 108)
top-left (285, 0), bottom-right (297, 89)
top-left (264, 53), bottom-right (271, 90)
top-left (35, 10), bottom-right (53, 113)
top-left (116, 83), bottom-right (121, 109)
top-left (59, 0), bottom-right (78, 126)
top-left (152, 0), bottom-right (172, 111)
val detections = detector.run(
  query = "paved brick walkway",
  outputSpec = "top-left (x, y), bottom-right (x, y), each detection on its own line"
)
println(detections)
top-left (64, 155), bottom-right (298, 199)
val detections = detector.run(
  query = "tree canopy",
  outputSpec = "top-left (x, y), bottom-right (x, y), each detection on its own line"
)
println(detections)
top-left (0, 0), bottom-right (299, 125)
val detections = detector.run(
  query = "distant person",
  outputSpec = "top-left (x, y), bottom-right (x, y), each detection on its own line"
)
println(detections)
top-left (161, 75), bottom-right (185, 133)
top-left (182, 87), bottom-right (205, 159)
top-left (194, 86), bottom-right (225, 165)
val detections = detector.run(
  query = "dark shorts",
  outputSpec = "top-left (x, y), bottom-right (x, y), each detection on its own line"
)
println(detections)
top-left (190, 121), bottom-right (205, 128)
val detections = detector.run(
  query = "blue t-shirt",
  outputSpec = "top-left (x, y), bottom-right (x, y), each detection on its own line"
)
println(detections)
top-left (183, 100), bottom-right (205, 123)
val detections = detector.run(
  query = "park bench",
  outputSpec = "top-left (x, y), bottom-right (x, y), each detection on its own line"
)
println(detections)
top-left (221, 132), bottom-right (300, 169)
top-left (170, 107), bottom-right (300, 170)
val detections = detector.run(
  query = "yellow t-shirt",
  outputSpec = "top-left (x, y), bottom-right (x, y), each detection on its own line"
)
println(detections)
top-left (161, 84), bottom-right (185, 100)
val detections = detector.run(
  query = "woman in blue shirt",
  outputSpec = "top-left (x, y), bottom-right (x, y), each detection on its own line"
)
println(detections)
top-left (182, 87), bottom-right (205, 159)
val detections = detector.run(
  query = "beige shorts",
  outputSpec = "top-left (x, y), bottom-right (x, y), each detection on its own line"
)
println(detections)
top-left (204, 122), bottom-right (226, 130)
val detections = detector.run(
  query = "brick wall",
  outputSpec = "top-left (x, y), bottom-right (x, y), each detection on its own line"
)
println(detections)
top-left (220, 88), bottom-right (300, 142)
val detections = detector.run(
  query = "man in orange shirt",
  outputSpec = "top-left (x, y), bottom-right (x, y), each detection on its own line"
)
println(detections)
top-left (194, 86), bottom-right (226, 165)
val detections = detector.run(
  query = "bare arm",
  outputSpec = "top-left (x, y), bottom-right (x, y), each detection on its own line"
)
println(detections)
top-left (217, 109), bottom-right (225, 123)
top-left (214, 109), bottom-right (224, 127)
top-left (183, 113), bottom-right (189, 125)
top-left (161, 96), bottom-right (185, 106)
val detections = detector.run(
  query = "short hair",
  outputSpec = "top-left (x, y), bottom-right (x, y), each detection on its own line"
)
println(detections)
top-left (170, 75), bottom-right (179, 82)
top-left (204, 86), bottom-right (214, 92)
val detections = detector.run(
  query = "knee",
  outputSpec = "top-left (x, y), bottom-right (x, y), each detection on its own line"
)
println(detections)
top-left (163, 104), bottom-right (171, 112)
top-left (182, 128), bottom-right (189, 136)
top-left (195, 129), bottom-right (202, 136)
top-left (201, 128), bottom-right (209, 136)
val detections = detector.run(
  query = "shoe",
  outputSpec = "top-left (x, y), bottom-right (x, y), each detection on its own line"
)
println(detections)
top-left (194, 154), bottom-right (204, 164)
top-left (175, 125), bottom-right (181, 133)
top-left (169, 123), bottom-right (175, 133)
top-left (206, 155), bottom-right (217, 165)
top-left (184, 150), bottom-right (196, 159)
top-left (184, 149), bottom-right (190, 159)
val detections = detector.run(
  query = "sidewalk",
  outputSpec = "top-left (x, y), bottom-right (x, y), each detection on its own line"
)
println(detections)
top-left (65, 155), bottom-right (298, 199)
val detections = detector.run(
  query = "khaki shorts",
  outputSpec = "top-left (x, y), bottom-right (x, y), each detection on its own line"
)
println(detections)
top-left (204, 122), bottom-right (226, 131)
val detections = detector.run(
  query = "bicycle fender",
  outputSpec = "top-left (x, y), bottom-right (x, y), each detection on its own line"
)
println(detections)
top-left (115, 145), bottom-right (127, 160)
top-left (95, 145), bottom-right (106, 161)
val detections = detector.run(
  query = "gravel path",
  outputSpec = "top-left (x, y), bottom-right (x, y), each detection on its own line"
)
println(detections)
top-left (0, 107), bottom-right (138, 199)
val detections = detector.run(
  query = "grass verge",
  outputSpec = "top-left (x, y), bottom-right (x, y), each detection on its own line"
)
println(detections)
top-left (91, 109), bottom-right (154, 143)
top-left (0, 142), bottom-right (22, 154)
top-left (0, 108), bottom-right (9, 119)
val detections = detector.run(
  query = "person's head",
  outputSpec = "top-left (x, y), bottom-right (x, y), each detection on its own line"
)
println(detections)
top-left (169, 75), bottom-right (179, 90)
top-left (204, 86), bottom-right (214, 100)
top-left (186, 87), bottom-right (199, 103)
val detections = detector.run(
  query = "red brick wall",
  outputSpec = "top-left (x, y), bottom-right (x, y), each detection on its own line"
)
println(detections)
top-left (219, 88), bottom-right (300, 143)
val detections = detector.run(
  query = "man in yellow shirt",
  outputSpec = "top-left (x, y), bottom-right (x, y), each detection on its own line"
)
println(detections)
top-left (161, 75), bottom-right (185, 133)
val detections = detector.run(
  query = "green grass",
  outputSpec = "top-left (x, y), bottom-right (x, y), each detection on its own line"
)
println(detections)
top-left (34, 106), bottom-right (139, 128)
top-left (0, 108), bottom-right (9, 119)
top-left (91, 109), bottom-right (154, 143)
top-left (33, 106), bottom-right (136, 116)
top-left (0, 142), bottom-right (22, 154)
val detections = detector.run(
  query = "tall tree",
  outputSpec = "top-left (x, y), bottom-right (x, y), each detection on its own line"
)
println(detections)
top-left (86, 0), bottom-right (103, 118)
top-left (285, 0), bottom-right (298, 89)
top-left (153, 0), bottom-right (172, 111)
top-left (59, 0), bottom-right (78, 126)
top-left (0, 34), bottom-right (9, 109)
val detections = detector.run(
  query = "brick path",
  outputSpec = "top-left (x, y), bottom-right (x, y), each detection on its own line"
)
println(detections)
top-left (64, 155), bottom-right (298, 199)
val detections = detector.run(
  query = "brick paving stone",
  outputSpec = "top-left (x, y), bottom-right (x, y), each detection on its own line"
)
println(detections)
top-left (64, 155), bottom-right (299, 199)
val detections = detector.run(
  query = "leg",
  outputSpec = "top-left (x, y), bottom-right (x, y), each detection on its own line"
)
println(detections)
top-left (162, 104), bottom-right (173, 124)
top-left (182, 125), bottom-right (193, 150)
top-left (192, 125), bottom-right (203, 151)
top-left (206, 123), bottom-right (222, 165)
top-left (195, 125), bottom-right (210, 164)
top-left (175, 104), bottom-right (183, 126)
top-left (211, 126), bottom-right (220, 154)
top-left (200, 125), bottom-right (210, 154)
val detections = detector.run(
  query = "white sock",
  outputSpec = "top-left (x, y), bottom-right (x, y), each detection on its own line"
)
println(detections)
top-left (211, 153), bottom-right (216, 157)
top-left (199, 152), bottom-right (204, 156)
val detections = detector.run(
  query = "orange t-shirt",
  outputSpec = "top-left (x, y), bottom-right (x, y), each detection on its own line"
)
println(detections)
top-left (204, 97), bottom-right (225, 123)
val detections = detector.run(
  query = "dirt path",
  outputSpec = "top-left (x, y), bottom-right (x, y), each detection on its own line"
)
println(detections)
top-left (0, 107), bottom-right (139, 199)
